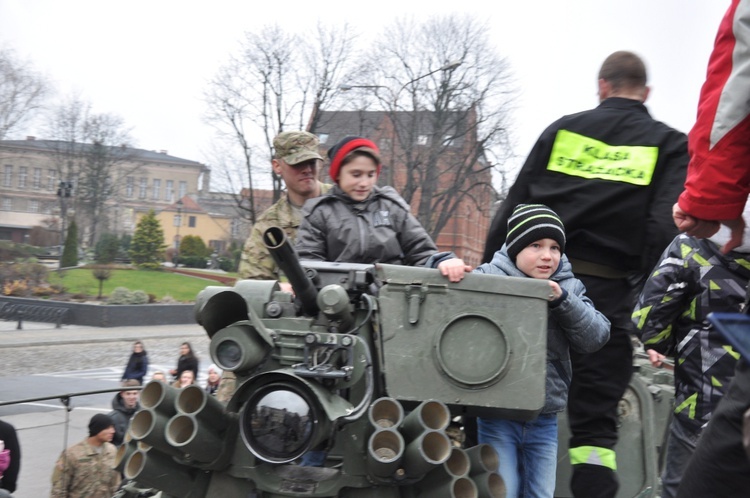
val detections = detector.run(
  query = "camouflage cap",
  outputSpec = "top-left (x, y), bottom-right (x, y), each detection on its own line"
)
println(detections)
top-left (273, 131), bottom-right (323, 165)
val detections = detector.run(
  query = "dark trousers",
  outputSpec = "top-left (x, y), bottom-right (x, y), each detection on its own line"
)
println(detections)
top-left (567, 274), bottom-right (635, 498)
top-left (676, 360), bottom-right (750, 498)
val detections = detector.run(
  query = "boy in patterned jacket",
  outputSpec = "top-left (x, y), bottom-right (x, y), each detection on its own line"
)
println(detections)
top-left (632, 216), bottom-right (750, 498)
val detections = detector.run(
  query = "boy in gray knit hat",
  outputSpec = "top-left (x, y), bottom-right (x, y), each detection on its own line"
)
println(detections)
top-left (473, 203), bottom-right (610, 497)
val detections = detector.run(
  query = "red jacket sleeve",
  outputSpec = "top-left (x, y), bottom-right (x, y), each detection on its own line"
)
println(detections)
top-left (679, 0), bottom-right (750, 220)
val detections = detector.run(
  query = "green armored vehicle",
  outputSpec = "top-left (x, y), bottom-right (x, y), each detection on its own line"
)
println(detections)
top-left (115, 226), bottom-right (673, 498)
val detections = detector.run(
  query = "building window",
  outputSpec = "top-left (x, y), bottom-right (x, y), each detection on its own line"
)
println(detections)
top-left (178, 181), bottom-right (187, 199)
top-left (43, 201), bottom-right (53, 214)
top-left (32, 168), bottom-right (42, 189)
top-left (165, 180), bottom-right (174, 201)
top-left (139, 177), bottom-right (148, 199)
top-left (442, 135), bottom-right (454, 147)
top-left (125, 176), bottom-right (135, 198)
top-left (417, 135), bottom-right (430, 146)
top-left (3, 165), bottom-right (12, 188)
top-left (318, 133), bottom-right (329, 144)
top-left (18, 167), bottom-right (27, 188)
top-left (152, 179), bottom-right (161, 200)
top-left (29, 200), bottom-right (39, 213)
top-left (380, 138), bottom-right (392, 151)
top-left (47, 169), bottom-right (57, 191)
top-left (188, 216), bottom-right (196, 228)
top-left (1, 197), bottom-right (11, 211)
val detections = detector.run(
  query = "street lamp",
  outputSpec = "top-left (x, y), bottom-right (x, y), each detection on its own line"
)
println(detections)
top-left (56, 181), bottom-right (74, 269)
top-left (174, 199), bottom-right (183, 267)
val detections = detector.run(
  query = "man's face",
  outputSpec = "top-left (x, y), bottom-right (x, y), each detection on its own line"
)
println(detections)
top-left (96, 425), bottom-right (115, 444)
top-left (121, 389), bottom-right (139, 409)
top-left (273, 158), bottom-right (321, 198)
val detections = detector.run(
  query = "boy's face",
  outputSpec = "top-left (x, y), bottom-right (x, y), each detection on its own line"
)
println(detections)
top-left (338, 155), bottom-right (378, 202)
top-left (515, 238), bottom-right (561, 279)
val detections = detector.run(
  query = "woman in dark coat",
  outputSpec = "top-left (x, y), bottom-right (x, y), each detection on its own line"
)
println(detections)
top-left (169, 342), bottom-right (199, 382)
top-left (121, 340), bottom-right (149, 384)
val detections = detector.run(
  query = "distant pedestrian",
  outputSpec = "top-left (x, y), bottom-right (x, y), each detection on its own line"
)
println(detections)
top-left (121, 340), bottom-right (148, 384)
top-left (150, 371), bottom-right (167, 383)
top-left (168, 342), bottom-right (198, 382)
top-left (108, 379), bottom-right (141, 447)
top-left (205, 365), bottom-right (221, 396)
top-left (174, 370), bottom-right (196, 389)
top-left (0, 419), bottom-right (20, 497)
top-left (50, 414), bottom-right (120, 498)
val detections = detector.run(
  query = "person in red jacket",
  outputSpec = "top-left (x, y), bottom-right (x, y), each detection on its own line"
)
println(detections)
top-left (672, 1), bottom-right (750, 497)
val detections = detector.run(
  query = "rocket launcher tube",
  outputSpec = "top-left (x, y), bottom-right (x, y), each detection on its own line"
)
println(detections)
top-left (471, 471), bottom-right (506, 498)
top-left (139, 380), bottom-right (178, 417)
top-left (367, 428), bottom-right (405, 478)
top-left (165, 413), bottom-right (223, 463)
top-left (416, 476), bottom-right (478, 498)
top-left (465, 444), bottom-right (499, 476)
top-left (124, 449), bottom-right (198, 497)
top-left (175, 385), bottom-right (228, 430)
top-left (403, 430), bottom-right (451, 477)
top-left (368, 397), bottom-right (404, 430)
top-left (400, 400), bottom-right (451, 442)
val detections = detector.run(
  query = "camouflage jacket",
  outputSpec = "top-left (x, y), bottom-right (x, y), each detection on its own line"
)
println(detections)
top-left (50, 439), bottom-right (121, 498)
top-left (633, 234), bottom-right (750, 431)
top-left (239, 182), bottom-right (331, 280)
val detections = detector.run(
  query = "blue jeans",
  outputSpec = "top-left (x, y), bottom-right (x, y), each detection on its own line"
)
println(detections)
top-left (660, 417), bottom-right (701, 498)
top-left (477, 414), bottom-right (558, 498)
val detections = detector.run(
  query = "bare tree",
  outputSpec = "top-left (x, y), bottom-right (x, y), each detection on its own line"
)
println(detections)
top-left (78, 113), bottom-right (138, 246)
top-left (0, 46), bottom-right (49, 140)
top-left (43, 97), bottom-right (138, 247)
top-left (203, 22), bottom-right (358, 222)
top-left (341, 15), bottom-right (516, 239)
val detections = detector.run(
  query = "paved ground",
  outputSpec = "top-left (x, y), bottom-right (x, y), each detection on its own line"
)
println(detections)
top-left (0, 319), bottom-right (210, 376)
top-left (0, 319), bottom-right (212, 498)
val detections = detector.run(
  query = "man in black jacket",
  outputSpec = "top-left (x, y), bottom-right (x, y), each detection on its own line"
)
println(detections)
top-left (483, 51), bottom-right (688, 498)
top-left (108, 379), bottom-right (141, 447)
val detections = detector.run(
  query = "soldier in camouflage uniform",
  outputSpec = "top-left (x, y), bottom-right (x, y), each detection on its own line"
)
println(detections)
top-left (632, 228), bottom-right (750, 498)
top-left (50, 413), bottom-right (121, 498)
top-left (221, 131), bottom-right (331, 405)
top-left (238, 130), bottom-right (331, 283)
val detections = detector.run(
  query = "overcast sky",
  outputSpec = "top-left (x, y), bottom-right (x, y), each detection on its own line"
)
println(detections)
top-left (0, 0), bottom-right (730, 184)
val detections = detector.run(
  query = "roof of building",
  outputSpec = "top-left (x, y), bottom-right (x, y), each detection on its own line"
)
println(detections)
top-left (0, 139), bottom-right (205, 167)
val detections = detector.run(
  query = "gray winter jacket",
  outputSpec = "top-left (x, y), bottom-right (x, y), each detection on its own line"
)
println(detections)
top-left (296, 185), bottom-right (438, 266)
top-left (476, 246), bottom-right (610, 414)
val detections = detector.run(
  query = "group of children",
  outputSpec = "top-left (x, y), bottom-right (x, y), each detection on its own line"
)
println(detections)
top-left (290, 134), bottom-right (748, 497)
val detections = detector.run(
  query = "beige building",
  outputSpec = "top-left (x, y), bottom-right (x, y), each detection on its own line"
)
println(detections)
top-left (0, 137), bottom-right (214, 249)
top-left (149, 196), bottom-right (234, 255)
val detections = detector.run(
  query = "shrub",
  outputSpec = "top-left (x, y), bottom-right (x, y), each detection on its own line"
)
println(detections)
top-left (3, 280), bottom-right (29, 296)
top-left (132, 290), bottom-right (149, 304)
top-left (108, 287), bottom-right (151, 305)
top-left (180, 255), bottom-right (208, 269)
top-left (130, 210), bottom-right (166, 268)
top-left (108, 287), bottom-right (134, 305)
top-left (95, 234), bottom-right (120, 264)
top-left (180, 235), bottom-right (210, 258)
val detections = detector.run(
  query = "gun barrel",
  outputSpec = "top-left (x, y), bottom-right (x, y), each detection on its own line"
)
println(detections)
top-left (263, 226), bottom-right (319, 316)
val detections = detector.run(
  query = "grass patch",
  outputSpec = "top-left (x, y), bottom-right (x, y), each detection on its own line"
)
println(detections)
top-left (47, 268), bottom-right (224, 302)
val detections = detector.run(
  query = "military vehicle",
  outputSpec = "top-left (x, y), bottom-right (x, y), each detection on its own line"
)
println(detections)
top-left (115, 226), bottom-right (673, 498)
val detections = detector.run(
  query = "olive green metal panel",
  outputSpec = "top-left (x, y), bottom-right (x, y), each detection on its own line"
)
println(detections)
top-left (376, 264), bottom-right (550, 419)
